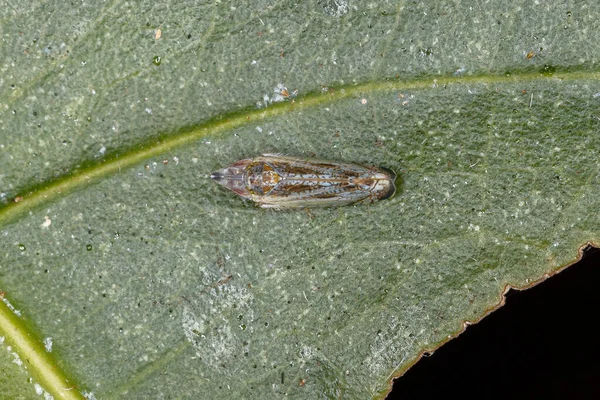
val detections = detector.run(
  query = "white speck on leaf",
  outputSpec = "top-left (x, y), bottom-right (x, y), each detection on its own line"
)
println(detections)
top-left (41, 216), bottom-right (51, 229)
top-left (454, 66), bottom-right (466, 75)
top-left (43, 337), bottom-right (53, 352)
top-left (2, 297), bottom-right (21, 316)
top-left (82, 391), bottom-right (97, 400)
top-left (259, 84), bottom-right (295, 107)
top-left (271, 83), bottom-right (288, 103)
top-left (322, 0), bottom-right (349, 18)
top-left (12, 351), bottom-right (22, 366)
top-left (468, 224), bottom-right (480, 232)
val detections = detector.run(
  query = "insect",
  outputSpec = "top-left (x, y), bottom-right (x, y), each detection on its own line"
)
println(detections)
top-left (210, 154), bottom-right (396, 209)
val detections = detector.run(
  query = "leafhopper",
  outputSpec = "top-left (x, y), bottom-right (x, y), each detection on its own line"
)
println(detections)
top-left (210, 154), bottom-right (396, 209)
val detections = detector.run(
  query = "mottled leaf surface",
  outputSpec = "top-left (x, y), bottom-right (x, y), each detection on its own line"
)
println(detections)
top-left (1, 1), bottom-right (599, 399)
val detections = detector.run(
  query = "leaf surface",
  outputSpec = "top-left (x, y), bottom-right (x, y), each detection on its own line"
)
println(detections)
top-left (1, 2), bottom-right (599, 399)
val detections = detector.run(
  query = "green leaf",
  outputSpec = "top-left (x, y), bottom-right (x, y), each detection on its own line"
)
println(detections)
top-left (1, 2), bottom-right (599, 399)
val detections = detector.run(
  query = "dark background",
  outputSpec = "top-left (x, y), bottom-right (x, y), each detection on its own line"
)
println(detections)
top-left (387, 246), bottom-right (600, 400)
